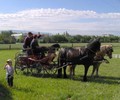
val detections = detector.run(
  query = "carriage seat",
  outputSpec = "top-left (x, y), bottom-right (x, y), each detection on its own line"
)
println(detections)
top-left (22, 48), bottom-right (33, 55)
top-left (28, 53), bottom-right (56, 65)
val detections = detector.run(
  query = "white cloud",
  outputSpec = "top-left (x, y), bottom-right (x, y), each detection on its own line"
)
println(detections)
top-left (0, 8), bottom-right (120, 35)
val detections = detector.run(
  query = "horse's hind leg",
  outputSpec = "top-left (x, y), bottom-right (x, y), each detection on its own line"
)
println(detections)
top-left (70, 65), bottom-right (76, 79)
top-left (69, 65), bottom-right (75, 79)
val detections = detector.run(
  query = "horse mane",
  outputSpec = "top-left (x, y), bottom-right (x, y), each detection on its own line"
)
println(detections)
top-left (87, 38), bottom-right (100, 50)
top-left (50, 43), bottom-right (60, 48)
top-left (47, 43), bottom-right (60, 53)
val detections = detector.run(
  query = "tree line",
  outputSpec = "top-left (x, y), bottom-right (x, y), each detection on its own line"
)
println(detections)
top-left (0, 31), bottom-right (120, 44)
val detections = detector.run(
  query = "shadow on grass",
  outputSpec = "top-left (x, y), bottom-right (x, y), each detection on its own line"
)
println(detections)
top-left (73, 75), bottom-right (120, 85)
top-left (24, 72), bottom-right (57, 79)
top-left (0, 84), bottom-right (13, 100)
top-left (21, 70), bottom-right (120, 85)
top-left (89, 76), bottom-right (120, 84)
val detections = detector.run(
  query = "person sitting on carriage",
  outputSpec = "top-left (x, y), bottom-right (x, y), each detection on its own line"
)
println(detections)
top-left (23, 32), bottom-right (42, 55)
top-left (30, 35), bottom-right (46, 58)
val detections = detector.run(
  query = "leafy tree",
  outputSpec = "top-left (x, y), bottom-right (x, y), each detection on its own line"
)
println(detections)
top-left (0, 31), bottom-right (16, 44)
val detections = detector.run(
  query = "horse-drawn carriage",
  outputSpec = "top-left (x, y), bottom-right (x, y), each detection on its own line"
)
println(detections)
top-left (14, 38), bottom-right (102, 81)
top-left (14, 44), bottom-right (60, 77)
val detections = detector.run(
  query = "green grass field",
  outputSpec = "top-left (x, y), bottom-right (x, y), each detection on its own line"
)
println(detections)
top-left (0, 43), bottom-right (120, 100)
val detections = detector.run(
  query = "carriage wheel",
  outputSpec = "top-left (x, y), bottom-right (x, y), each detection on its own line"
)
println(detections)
top-left (14, 60), bottom-right (28, 75)
top-left (31, 62), bottom-right (45, 77)
top-left (14, 52), bottom-right (28, 74)
top-left (14, 61), bottom-right (23, 74)
top-left (45, 64), bottom-right (57, 76)
top-left (14, 54), bottom-right (23, 74)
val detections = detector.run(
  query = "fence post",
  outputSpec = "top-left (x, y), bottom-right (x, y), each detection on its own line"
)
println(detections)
top-left (9, 44), bottom-right (11, 50)
top-left (72, 43), bottom-right (73, 47)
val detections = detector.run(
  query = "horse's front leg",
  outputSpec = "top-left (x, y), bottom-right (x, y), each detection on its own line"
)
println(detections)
top-left (57, 60), bottom-right (63, 78)
top-left (69, 65), bottom-right (73, 79)
top-left (83, 65), bottom-right (90, 82)
top-left (63, 65), bottom-right (67, 78)
top-left (91, 64), bottom-right (96, 78)
top-left (73, 65), bottom-right (76, 76)
top-left (57, 68), bottom-right (62, 78)
top-left (96, 64), bottom-right (100, 77)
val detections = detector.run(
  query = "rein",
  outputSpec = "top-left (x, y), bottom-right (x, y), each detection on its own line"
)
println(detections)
top-left (87, 48), bottom-right (96, 54)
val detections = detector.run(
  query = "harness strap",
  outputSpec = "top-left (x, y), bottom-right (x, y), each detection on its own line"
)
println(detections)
top-left (87, 48), bottom-right (96, 54)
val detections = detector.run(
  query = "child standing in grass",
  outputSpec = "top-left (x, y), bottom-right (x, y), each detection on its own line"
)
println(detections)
top-left (4, 59), bottom-right (14, 87)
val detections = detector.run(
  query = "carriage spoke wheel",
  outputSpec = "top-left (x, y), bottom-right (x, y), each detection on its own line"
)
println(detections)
top-left (14, 56), bottom-right (24, 74)
top-left (38, 67), bottom-right (45, 77)
top-left (14, 52), bottom-right (28, 75)
top-left (14, 61), bottom-right (23, 74)
top-left (45, 64), bottom-right (57, 77)
top-left (14, 60), bottom-right (29, 75)
top-left (22, 63), bottom-right (29, 75)
top-left (31, 62), bottom-right (45, 77)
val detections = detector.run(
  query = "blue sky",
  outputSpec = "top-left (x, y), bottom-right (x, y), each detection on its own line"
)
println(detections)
top-left (0, 0), bottom-right (120, 35)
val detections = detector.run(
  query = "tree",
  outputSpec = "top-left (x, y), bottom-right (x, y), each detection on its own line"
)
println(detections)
top-left (0, 31), bottom-right (16, 44)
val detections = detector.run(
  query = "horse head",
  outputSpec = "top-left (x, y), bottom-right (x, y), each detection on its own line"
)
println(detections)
top-left (48, 43), bottom-right (60, 53)
top-left (105, 45), bottom-right (113, 59)
top-left (51, 43), bottom-right (60, 49)
top-left (87, 38), bottom-right (101, 54)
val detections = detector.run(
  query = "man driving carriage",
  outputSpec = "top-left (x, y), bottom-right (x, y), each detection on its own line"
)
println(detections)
top-left (23, 32), bottom-right (42, 55)
top-left (30, 35), bottom-right (43, 55)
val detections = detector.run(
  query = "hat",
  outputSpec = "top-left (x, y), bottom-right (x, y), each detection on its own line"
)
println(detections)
top-left (6, 59), bottom-right (12, 62)
top-left (28, 32), bottom-right (33, 35)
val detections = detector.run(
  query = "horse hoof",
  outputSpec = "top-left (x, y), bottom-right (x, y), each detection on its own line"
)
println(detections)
top-left (83, 78), bottom-right (87, 82)
top-left (64, 75), bottom-right (68, 78)
top-left (91, 76), bottom-right (95, 79)
top-left (95, 75), bottom-right (99, 78)
top-left (57, 75), bottom-right (62, 78)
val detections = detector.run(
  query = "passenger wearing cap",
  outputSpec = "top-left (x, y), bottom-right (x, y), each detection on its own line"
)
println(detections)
top-left (4, 59), bottom-right (14, 87)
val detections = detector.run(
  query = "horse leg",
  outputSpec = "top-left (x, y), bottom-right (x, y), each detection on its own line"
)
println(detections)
top-left (69, 65), bottom-right (73, 79)
top-left (96, 64), bottom-right (100, 77)
top-left (70, 65), bottom-right (76, 79)
top-left (91, 64), bottom-right (96, 78)
top-left (57, 60), bottom-right (63, 78)
top-left (63, 66), bottom-right (67, 78)
top-left (57, 68), bottom-right (62, 78)
top-left (73, 65), bottom-right (76, 76)
top-left (83, 65), bottom-right (90, 82)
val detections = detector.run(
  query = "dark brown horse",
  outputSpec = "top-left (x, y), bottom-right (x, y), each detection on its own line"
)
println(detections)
top-left (91, 44), bottom-right (113, 77)
top-left (57, 38), bottom-right (101, 81)
top-left (68, 44), bottom-right (113, 79)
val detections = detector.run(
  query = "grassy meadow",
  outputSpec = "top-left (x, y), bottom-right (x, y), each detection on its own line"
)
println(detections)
top-left (0, 43), bottom-right (120, 100)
